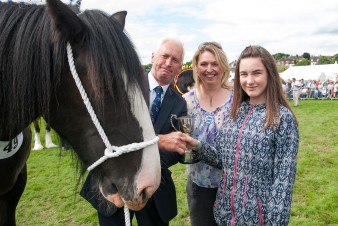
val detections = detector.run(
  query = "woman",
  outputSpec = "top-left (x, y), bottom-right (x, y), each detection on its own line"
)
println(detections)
top-left (182, 42), bottom-right (233, 226)
top-left (183, 45), bottom-right (299, 226)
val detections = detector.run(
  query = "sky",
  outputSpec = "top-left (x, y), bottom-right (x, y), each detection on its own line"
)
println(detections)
top-left (74, 0), bottom-right (338, 65)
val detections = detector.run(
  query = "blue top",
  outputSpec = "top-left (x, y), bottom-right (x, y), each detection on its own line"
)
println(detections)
top-left (197, 101), bottom-right (299, 226)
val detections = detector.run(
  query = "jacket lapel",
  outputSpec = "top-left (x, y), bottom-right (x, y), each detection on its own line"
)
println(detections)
top-left (154, 88), bottom-right (176, 133)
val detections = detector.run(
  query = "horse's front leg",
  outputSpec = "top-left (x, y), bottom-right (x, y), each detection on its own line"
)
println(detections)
top-left (0, 127), bottom-right (31, 226)
top-left (0, 164), bottom-right (28, 226)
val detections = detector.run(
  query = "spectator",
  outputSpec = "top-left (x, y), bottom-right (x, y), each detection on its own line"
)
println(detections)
top-left (291, 78), bottom-right (301, 106)
top-left (300, 87), bottom-right (308, 99)
top-left (334, 81), bottom-right (338, 98)
top-left (313, 87), bottom-right (319, 99)
top-left (310, 80), bottom-right (317, 98)
top-left (281, 79), bottom-right (288, 98)
top-left (327, 81), bottom-right (334, 99)
top-left (286, 79), bottom-right (292, 100)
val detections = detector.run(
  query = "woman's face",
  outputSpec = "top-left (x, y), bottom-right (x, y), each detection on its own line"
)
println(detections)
top-left (239, 57), bottom-right (268, 104)
top-left (197, 51), bottom-right (223, 86)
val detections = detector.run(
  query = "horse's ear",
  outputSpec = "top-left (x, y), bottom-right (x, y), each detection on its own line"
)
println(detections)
top-left (111, 11), bottom-right (127, 29)
top-left (46, 0), bottom-right (86, 43)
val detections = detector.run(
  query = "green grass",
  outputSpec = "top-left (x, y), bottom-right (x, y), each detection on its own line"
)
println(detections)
top-left (16, 100), bottom-right (338, 225)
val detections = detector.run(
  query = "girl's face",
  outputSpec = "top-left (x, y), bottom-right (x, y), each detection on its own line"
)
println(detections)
top-left (239, 57), bottom-right (268, 104)
top-left (197, 51), bottom-right (223, 86)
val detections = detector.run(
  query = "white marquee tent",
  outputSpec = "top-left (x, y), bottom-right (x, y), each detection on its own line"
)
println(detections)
top-left (280, 63), bottom-right (338, 82)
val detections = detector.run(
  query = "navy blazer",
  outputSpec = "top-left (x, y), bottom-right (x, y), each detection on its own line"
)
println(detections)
top-left (80, 77), bottom-right (187, 223)
top-left (151, 84), bottom-right (187, 222)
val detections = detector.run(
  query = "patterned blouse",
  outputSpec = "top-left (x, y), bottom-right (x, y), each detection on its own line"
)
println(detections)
top-left (182, 88), bottom-right (233, 188)
top-left (196, 101), bottom-right (299, 226)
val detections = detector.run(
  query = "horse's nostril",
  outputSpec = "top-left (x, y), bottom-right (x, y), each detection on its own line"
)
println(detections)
top-left (140, 188), bottom-right (147, 201)
top-left (139, 186), bottom-right (156, 203)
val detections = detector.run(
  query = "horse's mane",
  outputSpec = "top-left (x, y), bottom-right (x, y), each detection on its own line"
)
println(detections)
top-left (0, 3), bottom-right (53, 135)
top-left (0, 2), bottom-right (146, 137)
top-left (77, 10), bottom-right (147, 112)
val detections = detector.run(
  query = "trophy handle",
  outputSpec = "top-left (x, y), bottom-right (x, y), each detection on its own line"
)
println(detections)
top-left (170, 114), bottom-right (179, 131)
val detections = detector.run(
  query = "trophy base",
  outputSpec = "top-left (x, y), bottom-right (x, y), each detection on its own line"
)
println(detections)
top-left (179, 150), bottom-right (200, 164)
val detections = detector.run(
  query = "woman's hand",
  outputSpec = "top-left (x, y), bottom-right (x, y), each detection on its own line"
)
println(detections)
top-left (180, 134), bottom-right (200, 150)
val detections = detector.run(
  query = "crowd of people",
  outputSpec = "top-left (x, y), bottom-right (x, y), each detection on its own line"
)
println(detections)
top-left (283, 77), bottom-right (338, 102)
top-left (80, 38), bottom-right (300, 226)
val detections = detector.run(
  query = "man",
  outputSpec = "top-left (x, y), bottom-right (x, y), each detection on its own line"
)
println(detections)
top-left (292, 78), bottom-right (301, 106)
top-left (81, 38), bottom-right (187, 226)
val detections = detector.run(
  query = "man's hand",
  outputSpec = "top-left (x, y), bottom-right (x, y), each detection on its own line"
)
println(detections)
top-left (158, 132), bottom-right (187, 154)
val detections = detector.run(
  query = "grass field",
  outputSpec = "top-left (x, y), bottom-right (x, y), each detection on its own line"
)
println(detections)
top-left (16, 100), bottom-right (338, 226)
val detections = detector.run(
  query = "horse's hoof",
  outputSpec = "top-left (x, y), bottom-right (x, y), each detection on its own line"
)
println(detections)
top-left (45, 143), bottom-right (58, 149)
top-left (33, 144), bottom-right (44, 150)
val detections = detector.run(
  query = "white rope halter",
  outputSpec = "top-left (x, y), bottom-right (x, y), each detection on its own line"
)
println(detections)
top-left (66, 42), bottom-right (158, 226)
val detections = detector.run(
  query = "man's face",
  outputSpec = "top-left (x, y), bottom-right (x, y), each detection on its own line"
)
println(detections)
top-left (151, 41), bottom-right (183, 86)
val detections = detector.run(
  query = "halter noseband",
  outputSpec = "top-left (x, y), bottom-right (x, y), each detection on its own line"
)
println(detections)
top-left (173, 73), bottom-right (184, 95)
top-left (66, 42), bottom-right (159, 172)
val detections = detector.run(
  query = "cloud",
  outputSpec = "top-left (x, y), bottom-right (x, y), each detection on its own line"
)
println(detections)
top-left (77, 0), bottom-right (338, 64)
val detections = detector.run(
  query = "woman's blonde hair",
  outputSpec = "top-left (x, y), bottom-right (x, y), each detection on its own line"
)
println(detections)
top-left (192, 42), bottom-right (231, 90)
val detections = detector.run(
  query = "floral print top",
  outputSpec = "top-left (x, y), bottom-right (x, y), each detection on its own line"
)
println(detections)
top-left (197, 101), bottom-right (299, 225)
top-left (182, 88), bottom-right (233, 188)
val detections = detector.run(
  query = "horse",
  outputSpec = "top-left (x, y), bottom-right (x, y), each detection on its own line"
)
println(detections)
top-left (0, 1), bottom-right (161, 225)
top-left (170, 69), bottom-right (195, 95)
top-left (32, 117), bottom-right (58, 150)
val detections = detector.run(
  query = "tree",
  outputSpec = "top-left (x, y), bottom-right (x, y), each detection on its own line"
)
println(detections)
top-left (332, 54), bottom-right (338, 63)
top-left (317, 56), bottom-right (332, 65)
top-left (296, 59), bottom-right (310, 66)
top-left (302, 52), bottom-right (311, 60)
top-left (143, 63), bottom-right (152, 72)
top-left (273, 53), bottom-right (290, 60)
top-left (277, 65), bottom-right (289, 73)
top-left (183, 61), bottom-right (192, 68)
top-left (295, 55), bottom-right (300, 64)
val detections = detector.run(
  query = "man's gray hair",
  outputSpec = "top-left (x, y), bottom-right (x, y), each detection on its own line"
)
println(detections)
top-left (156, 37), bottom-right (185, 64)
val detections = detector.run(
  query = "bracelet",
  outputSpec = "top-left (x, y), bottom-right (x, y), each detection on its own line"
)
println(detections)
top-left (196, 140), bottom-right (202, 151)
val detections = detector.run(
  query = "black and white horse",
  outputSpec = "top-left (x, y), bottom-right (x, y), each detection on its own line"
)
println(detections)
top-left (0, 1), bottom-right (160, 225)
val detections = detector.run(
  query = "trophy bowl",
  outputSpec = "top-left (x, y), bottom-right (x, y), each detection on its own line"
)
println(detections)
top-left (171, 115), bottom-right (199, 164)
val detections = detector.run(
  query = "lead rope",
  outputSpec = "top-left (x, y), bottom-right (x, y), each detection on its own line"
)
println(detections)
top-left (124, 206), bottom-right (130, 226)
top-left (66, 42), bottom-right (158, 226)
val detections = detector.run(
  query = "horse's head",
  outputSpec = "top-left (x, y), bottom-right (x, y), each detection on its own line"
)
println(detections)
top-left (45, 0), bottom-right (160, 210)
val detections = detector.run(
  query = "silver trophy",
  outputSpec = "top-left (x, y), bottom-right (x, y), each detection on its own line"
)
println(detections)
top-left (170, 115), bottom-right (199, 164)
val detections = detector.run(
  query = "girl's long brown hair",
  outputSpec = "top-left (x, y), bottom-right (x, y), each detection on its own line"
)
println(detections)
top-left (230, 45), bottom-right (298, 129)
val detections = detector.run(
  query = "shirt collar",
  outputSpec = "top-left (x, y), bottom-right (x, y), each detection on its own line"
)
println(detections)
top-left (147, 71), bottom-right (169, 94)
